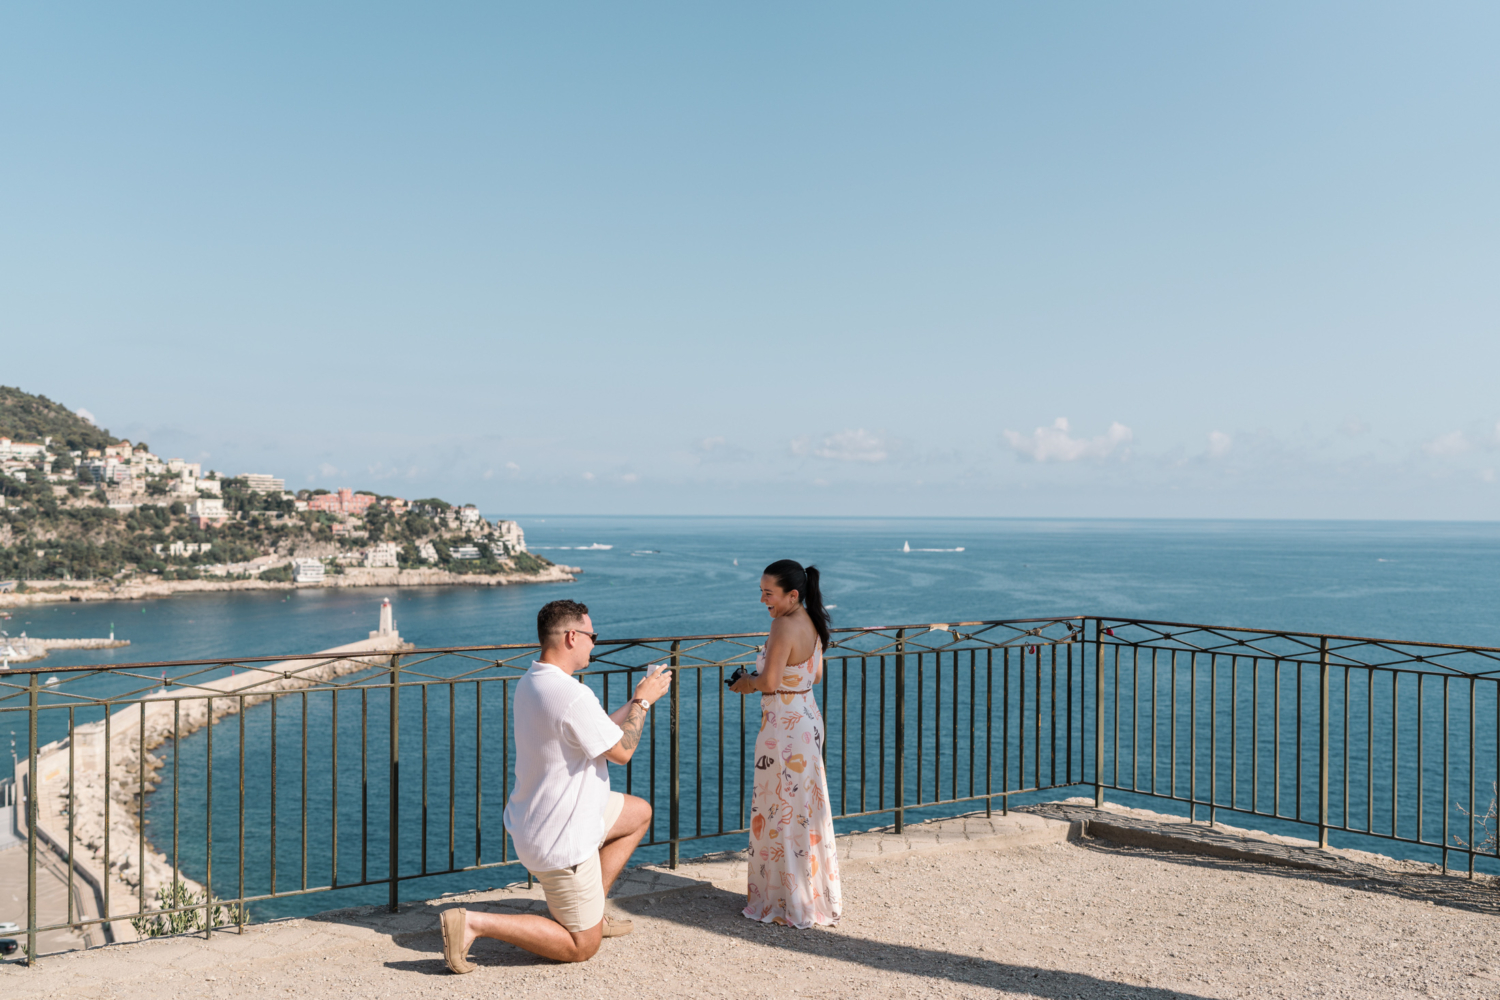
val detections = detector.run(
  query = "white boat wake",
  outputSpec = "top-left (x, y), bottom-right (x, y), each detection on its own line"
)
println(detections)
top-left (903, 541), bottom-right (964, 553)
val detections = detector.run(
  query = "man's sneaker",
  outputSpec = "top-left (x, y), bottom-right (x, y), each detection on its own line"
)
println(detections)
top-left (439, 908), bottom-right (477, 973)
top-left (601, 914), bottom-right (634, 938)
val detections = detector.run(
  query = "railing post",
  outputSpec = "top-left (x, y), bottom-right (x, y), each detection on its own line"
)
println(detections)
top-left (1318, 637), bottom-right (1330, 849)
top-left (26, 670), bottom-right (39, 966)
top-left (389, 653), bottom-right (401, 912)
top-left (669, 640), bottom-right (680, 869)
top-left (894, 629), bottom-right (906, 834)
top-left (1094, 621), bottom-right (1105, 808)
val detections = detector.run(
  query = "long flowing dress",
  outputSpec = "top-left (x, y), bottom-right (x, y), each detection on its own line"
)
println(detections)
top-left (743, 642), bottom-right (843, 927)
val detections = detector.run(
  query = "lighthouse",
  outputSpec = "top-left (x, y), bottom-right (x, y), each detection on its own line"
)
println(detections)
top-left (370, 598), bottom-right (396, 639)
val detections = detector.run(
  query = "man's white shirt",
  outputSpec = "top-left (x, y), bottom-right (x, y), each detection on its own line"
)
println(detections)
top-left (503, 660), bottom-right (624, 872)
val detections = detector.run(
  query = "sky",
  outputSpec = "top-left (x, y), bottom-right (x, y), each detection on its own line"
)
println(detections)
top-left (3, 3), bottom-right (1497, 519)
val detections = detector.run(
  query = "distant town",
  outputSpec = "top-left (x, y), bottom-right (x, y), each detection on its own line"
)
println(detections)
top-left (0, 386), bottom-right (558, 592)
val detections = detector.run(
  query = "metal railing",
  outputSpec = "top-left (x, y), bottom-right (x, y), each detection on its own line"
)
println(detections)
top-left (1093, 617), bottom-right (1500, 872)
top-left (3, 615), bottom-right (1498, 963)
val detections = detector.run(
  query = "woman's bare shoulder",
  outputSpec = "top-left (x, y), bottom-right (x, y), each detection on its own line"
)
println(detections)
top-left (771, 611), bottom-right (816, 657)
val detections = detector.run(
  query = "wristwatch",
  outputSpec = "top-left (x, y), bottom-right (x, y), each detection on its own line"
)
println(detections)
top-left (630, 697), bottom-right (651, 710)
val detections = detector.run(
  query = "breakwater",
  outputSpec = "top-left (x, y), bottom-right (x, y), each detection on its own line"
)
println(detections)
top-left (3, 636), bottom-right (130, 664)
top-left (15, 603), bottom-right (412, 943)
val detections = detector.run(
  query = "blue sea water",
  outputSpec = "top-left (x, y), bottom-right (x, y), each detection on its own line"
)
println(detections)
top-left (16, 517), bottom-right (1500, 674)
top-left (9, 517), bottom-right (1500, 920)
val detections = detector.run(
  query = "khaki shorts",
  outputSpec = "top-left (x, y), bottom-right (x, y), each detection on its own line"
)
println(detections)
top-left (532, 792), bottom-right (625, 932)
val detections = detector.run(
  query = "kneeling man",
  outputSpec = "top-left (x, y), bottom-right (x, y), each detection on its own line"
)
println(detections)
top-left (440, 599), bottom-right (670, 970)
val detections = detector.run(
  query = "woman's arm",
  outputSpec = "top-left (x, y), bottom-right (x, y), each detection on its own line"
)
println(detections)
top-left (750, 619), bottom-right (792, 693)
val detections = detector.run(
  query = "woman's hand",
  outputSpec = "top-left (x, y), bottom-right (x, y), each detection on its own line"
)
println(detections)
top-left (728, 674), bottom-right (759, 695)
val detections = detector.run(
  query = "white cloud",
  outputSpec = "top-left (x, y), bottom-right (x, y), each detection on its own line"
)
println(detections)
top-left (1423, 431), bottom-right (1469, 457)
top-left (1481, 469), bottom-right (1497, 483)
top-left (690, 436), bottom-right (751, 464)
top-left (791, 429), bottom-right (888, 462)
top-left (317, 461), bottom-right (342, 478)
top-left (1003, 417), bottom-right (1133, 462)
top-left (1207, 431), bottom-right (1232, 458)
top-left (75, 407), bottom-right (96, 426)
top-left (1340, 416), bottom-right (1370, 436)
top-left (506, 461), bottom-right (520, 471)
top-left (582, 471), bottom-right (595, 481)
top-left (621, 472), bottom-right (639, 483)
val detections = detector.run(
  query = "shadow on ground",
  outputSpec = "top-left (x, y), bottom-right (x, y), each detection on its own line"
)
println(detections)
top-left (360, 885), bottom-right (1217, 1000)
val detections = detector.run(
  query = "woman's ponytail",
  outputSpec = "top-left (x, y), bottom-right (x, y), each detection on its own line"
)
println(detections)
top-left (764, 559), bottom-right (832, 650)
top-left (802, 565), bottom-right (831, 651)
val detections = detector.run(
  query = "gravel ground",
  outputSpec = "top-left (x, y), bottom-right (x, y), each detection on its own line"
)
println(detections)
top-left (8, 833), bottom-right (1496, 999)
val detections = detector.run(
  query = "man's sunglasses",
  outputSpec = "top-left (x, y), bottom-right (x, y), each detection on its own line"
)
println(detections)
top-left (562, 629), bottom-right (598, 643)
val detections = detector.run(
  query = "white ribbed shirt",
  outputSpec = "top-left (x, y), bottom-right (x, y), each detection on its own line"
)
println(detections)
top-left (503, 661), bottom-right (625, 872)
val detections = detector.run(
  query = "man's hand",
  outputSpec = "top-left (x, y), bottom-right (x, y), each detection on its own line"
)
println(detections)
top-left (603, 667), bottom-right (672, 764)
top-left (634, 667), bottom-right (672, 706)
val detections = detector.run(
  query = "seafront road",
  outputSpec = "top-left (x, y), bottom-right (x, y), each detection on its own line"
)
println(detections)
top-left (2, 805), bottom-right (1495, 998)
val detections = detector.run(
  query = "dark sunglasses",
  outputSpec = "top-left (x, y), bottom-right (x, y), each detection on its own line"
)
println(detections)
top-left (566, 629), bottom-right (599, 643)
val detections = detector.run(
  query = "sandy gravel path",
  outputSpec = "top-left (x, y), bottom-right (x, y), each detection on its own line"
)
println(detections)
top-left (5, 808), bottom-right (1497, 999)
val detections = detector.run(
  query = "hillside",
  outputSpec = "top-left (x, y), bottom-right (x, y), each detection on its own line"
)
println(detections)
top-left (0, 386), bottom-right (550, 587)
top-left (0, 385), bottom-right (122, 453)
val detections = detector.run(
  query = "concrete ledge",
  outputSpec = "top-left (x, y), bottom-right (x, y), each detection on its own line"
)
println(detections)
top-left (1078, 815), bottom-right (1344, 873)
top-left (1020, 799), bottom-right (1458, 884)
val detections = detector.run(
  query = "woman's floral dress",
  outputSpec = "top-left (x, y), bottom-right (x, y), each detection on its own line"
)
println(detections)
top-left (743, 643), bottom-right (842, 927)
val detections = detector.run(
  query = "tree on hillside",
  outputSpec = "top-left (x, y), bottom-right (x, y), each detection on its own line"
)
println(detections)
top-left (0, 385), bottom-right (122, 452)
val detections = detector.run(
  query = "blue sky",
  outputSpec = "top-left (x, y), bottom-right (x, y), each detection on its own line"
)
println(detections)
top-left (3, 3), bottom-right (1497, 518)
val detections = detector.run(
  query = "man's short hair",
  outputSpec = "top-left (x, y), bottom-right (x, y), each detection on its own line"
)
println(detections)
top-left (537, 599), bottom-right (590, 645)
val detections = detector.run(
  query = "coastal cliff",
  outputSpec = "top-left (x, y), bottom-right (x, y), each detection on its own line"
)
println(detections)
top-left (1, 385), bottom-right (562, 597)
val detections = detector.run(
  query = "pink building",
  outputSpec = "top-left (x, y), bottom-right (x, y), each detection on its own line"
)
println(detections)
top-left (307, 488), bottom-right (377, 515)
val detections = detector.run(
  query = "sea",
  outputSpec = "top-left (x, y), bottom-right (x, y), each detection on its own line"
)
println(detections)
top-left (8, 516), bottom-right (1500, 918)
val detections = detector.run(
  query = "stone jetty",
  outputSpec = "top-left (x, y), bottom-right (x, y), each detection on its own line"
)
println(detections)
top-left (1, 635), bottom-right (131, 665)
top-left (11, 600), bottom-right (412, 944)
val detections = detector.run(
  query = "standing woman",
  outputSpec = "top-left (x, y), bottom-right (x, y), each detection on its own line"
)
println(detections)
top-left (729, 559), bottom-right (842, 927)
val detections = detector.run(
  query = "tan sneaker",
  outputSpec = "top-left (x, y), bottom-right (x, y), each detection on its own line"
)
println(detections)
top-left (439, 908), bottom-right (476, 974)
top-left (601, 914), bottom-right (634, 938)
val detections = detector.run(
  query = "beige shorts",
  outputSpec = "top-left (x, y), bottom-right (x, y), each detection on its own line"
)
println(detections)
top-left (532, 792), bottom-right (625, 932)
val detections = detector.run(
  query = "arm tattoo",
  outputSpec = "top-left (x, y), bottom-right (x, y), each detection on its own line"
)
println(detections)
top-left (619, 702), bottom-right (648, 752)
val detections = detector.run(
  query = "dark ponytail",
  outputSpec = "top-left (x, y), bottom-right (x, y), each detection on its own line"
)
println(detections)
top-left (763, 559), bottom-right (831, 651)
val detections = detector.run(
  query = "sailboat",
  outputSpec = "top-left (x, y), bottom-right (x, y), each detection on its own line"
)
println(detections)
top-left (903, 541), bottom-right (910, 553)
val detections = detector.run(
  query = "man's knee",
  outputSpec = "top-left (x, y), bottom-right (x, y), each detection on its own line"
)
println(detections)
top-left (564, 928), bottom-right (603, 962)
top-left (621, 793), bottom-right (652, 831)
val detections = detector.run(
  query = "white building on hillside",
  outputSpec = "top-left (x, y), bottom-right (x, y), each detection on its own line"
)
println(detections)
top-left (364, 542), bottom-right (400, 568)
top-left (292, 558), bottom-right (325, 584)
top-left (0, 438), bottom-right (48, 459)
top-left (189, 496), bottom-right (229, 527)
top-left (493, 519), bottom-right (526, 554)
top-left (242, 473), bottom-right (285, 493)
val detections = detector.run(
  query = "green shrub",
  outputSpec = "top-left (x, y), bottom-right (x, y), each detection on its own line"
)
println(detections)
top-left (130, 880), bottom-right (245, 937)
